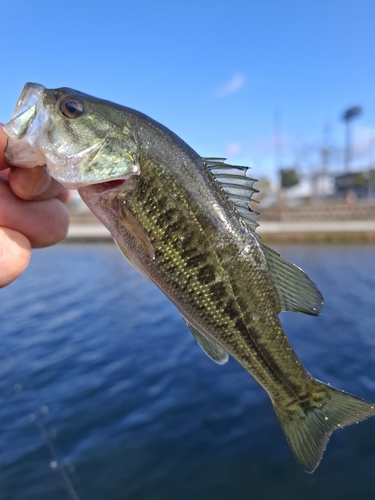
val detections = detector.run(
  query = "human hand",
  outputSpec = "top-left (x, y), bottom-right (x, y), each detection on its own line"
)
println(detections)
top-left (0, 125), bottom-right (71, 287)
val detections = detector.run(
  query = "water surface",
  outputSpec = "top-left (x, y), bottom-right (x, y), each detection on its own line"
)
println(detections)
top-left (1, 243), bottom-right (375, 500)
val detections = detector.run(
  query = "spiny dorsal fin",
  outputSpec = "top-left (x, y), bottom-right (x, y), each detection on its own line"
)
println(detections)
top-left (184, 319), bottom-right (229, 365)
top-left (261, 242), bottom-right (324, 316)
top-left (203, 157), bottom-right (259, 232)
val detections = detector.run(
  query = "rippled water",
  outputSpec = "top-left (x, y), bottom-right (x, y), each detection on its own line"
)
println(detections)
top-left (1, 243), bottom-right (375, 500)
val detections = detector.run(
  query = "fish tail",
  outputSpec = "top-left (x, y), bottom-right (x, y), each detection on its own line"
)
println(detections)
top-left (273, 380), bottom-right (375, 473)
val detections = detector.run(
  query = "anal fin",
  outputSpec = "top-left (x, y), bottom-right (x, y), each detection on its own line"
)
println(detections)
top-left (184, 320), bottom-right (228, 365)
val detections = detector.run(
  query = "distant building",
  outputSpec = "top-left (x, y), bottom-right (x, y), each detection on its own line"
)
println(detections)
top-left (334, 171), bottom-right (374, 199)
top-left (283, 172), bottom-right (335, 203)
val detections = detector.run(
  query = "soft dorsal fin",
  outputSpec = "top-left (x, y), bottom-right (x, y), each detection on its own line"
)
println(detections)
top-left (261, 243), bottom-right (324, 316)
top-left (203, 158), bottom-right (323, 316)
top-left (203, 158), bottom-right (259, 232)
top-left (184, 319), bottom-right (229, 364)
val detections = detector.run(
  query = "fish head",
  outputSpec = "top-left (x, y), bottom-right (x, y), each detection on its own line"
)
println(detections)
top-left (3, 83), bottom-right (140, 188)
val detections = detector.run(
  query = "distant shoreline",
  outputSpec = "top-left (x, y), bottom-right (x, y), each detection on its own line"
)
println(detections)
top-left (64, 220), bottom-right (375, 244)
top-left (257, 220), bottom-right (375, 243)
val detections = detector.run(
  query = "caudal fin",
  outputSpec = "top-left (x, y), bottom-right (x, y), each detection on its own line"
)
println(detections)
top-left (273, 381), bottom-right (375, 473)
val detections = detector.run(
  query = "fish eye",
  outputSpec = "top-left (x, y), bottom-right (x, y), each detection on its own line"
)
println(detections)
top-left (60, 97), bottom-right (84, 118)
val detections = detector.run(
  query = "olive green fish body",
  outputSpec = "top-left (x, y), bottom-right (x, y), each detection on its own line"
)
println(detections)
top-left (4, 83), bottom-right (375, 472)
top-left (85, 141), bottom-right (307, 398)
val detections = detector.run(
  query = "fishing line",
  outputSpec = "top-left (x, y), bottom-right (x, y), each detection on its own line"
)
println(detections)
top-left (1, 348), bottom-right (81, 500)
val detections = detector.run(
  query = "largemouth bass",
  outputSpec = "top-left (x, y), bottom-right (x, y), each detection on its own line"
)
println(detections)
top-left (3, 83), bottom-right (375, 472)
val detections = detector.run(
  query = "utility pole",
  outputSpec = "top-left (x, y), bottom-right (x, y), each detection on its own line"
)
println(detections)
top-left (274, 109), bottom-right (283, 179)
top-left (273, 109), bottom-right (284, 219)
top-left (321, 122), bottom-right (331, 175)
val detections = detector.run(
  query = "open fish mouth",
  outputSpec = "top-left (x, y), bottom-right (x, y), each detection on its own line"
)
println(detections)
top-left (79, 179), bottom-right (127, 195)
top-left (98, 179), bottom-right (126, 189)
top-left (9, 83), bottom-right (46, 127)
top-left (3, 83), bottom-right (48, 169)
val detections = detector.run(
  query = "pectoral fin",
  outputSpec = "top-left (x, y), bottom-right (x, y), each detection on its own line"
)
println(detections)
top-left (261, 243), bottom-right (323, 316)
top-left (185, 320), bottom-right (228, 364)
top-left (117, 199), bottom-right (155, 259)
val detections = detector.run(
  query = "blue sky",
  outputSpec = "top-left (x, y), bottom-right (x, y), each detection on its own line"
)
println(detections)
top-left (1, 0), bottom-right (374, 179)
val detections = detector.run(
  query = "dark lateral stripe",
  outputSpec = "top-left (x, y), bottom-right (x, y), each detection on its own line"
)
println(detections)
top-left (234, 317), bottom-right (303, 398)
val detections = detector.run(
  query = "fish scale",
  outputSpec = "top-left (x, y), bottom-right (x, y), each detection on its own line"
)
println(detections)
top-left (124, 166), bottom-right (232, 324)
top-left (4, 82), bottom-right (375, 473)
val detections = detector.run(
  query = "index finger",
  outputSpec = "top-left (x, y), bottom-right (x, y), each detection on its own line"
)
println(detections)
top-left (8, 165), bottom-right (72, 203)
top-left (1, 125), bottom-right (72, 202)
top-left (0, 125), bottom-right (9, 170)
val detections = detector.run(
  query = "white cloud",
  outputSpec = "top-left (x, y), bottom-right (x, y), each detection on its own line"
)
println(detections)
top-left (214, 74), bottom-right (245, 98)
top-left (225, 141), bottom-right (243, 157)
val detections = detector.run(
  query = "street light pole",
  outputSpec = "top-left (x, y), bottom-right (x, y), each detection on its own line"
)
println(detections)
top-left (342, 106), bottom-right (362, 172)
